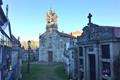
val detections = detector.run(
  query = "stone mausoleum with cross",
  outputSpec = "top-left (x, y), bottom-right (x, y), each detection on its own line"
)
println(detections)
top-left (39, 10), bottom-right (75, 63)
top-left (77, 13), bottom-right (120, 80)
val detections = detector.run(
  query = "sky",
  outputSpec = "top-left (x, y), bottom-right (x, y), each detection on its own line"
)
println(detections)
top-left (2, 0), bottom-right (120, 41)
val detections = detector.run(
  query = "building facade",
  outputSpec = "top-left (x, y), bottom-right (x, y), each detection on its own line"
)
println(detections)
top-left (77, 13), bottom-right (120, 80)
top-left (39, 10), bottom-right (75, 63)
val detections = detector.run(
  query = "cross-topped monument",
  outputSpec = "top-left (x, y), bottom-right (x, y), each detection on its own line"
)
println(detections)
top-left (87, 13), bottom-right (92, 24)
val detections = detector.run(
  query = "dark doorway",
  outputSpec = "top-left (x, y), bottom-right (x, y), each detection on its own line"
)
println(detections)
top-left (89, 54), bottom-right (96, 80)
top-left (48, 51), bottom-right (53, 62)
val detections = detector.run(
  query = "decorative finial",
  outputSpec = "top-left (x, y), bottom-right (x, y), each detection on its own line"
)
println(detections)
top-left (87, 13), bottom-right (92, 24)
top-left (6, 4), bottom-right (8, 17)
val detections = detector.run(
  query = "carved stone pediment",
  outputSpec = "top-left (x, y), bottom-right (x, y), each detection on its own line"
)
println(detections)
top-left (78, 23), bottom-right (115, 43)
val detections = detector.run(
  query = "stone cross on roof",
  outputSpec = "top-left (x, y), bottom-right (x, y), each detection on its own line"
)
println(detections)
top-left (87, 13), bottom-right (92, 24)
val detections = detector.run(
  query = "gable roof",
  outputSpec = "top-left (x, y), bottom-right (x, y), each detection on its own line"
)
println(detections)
top-left (39, 30), bottom-right (76, 39)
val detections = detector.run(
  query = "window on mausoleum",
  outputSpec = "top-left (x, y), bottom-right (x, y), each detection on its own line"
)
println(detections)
top-left (80, 59), bottom-right (83, 65)
top-left (79, 47), bottom-right (83, 56)
top-left (101, 44), bottom-right (110, 59)
top-left (80, 59), bottom-right (84, 69)
top-left (102, 62), bottom-right (111, 77)
top-left (80, 71), bottom-right (84, 80)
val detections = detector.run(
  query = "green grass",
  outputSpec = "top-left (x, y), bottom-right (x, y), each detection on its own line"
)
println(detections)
top-left (22, 62), bottom-right (42, 80)
top-left (54, 64), bottom-right (68, 80)
top-left (22, 62), bottom-right (68, 80)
